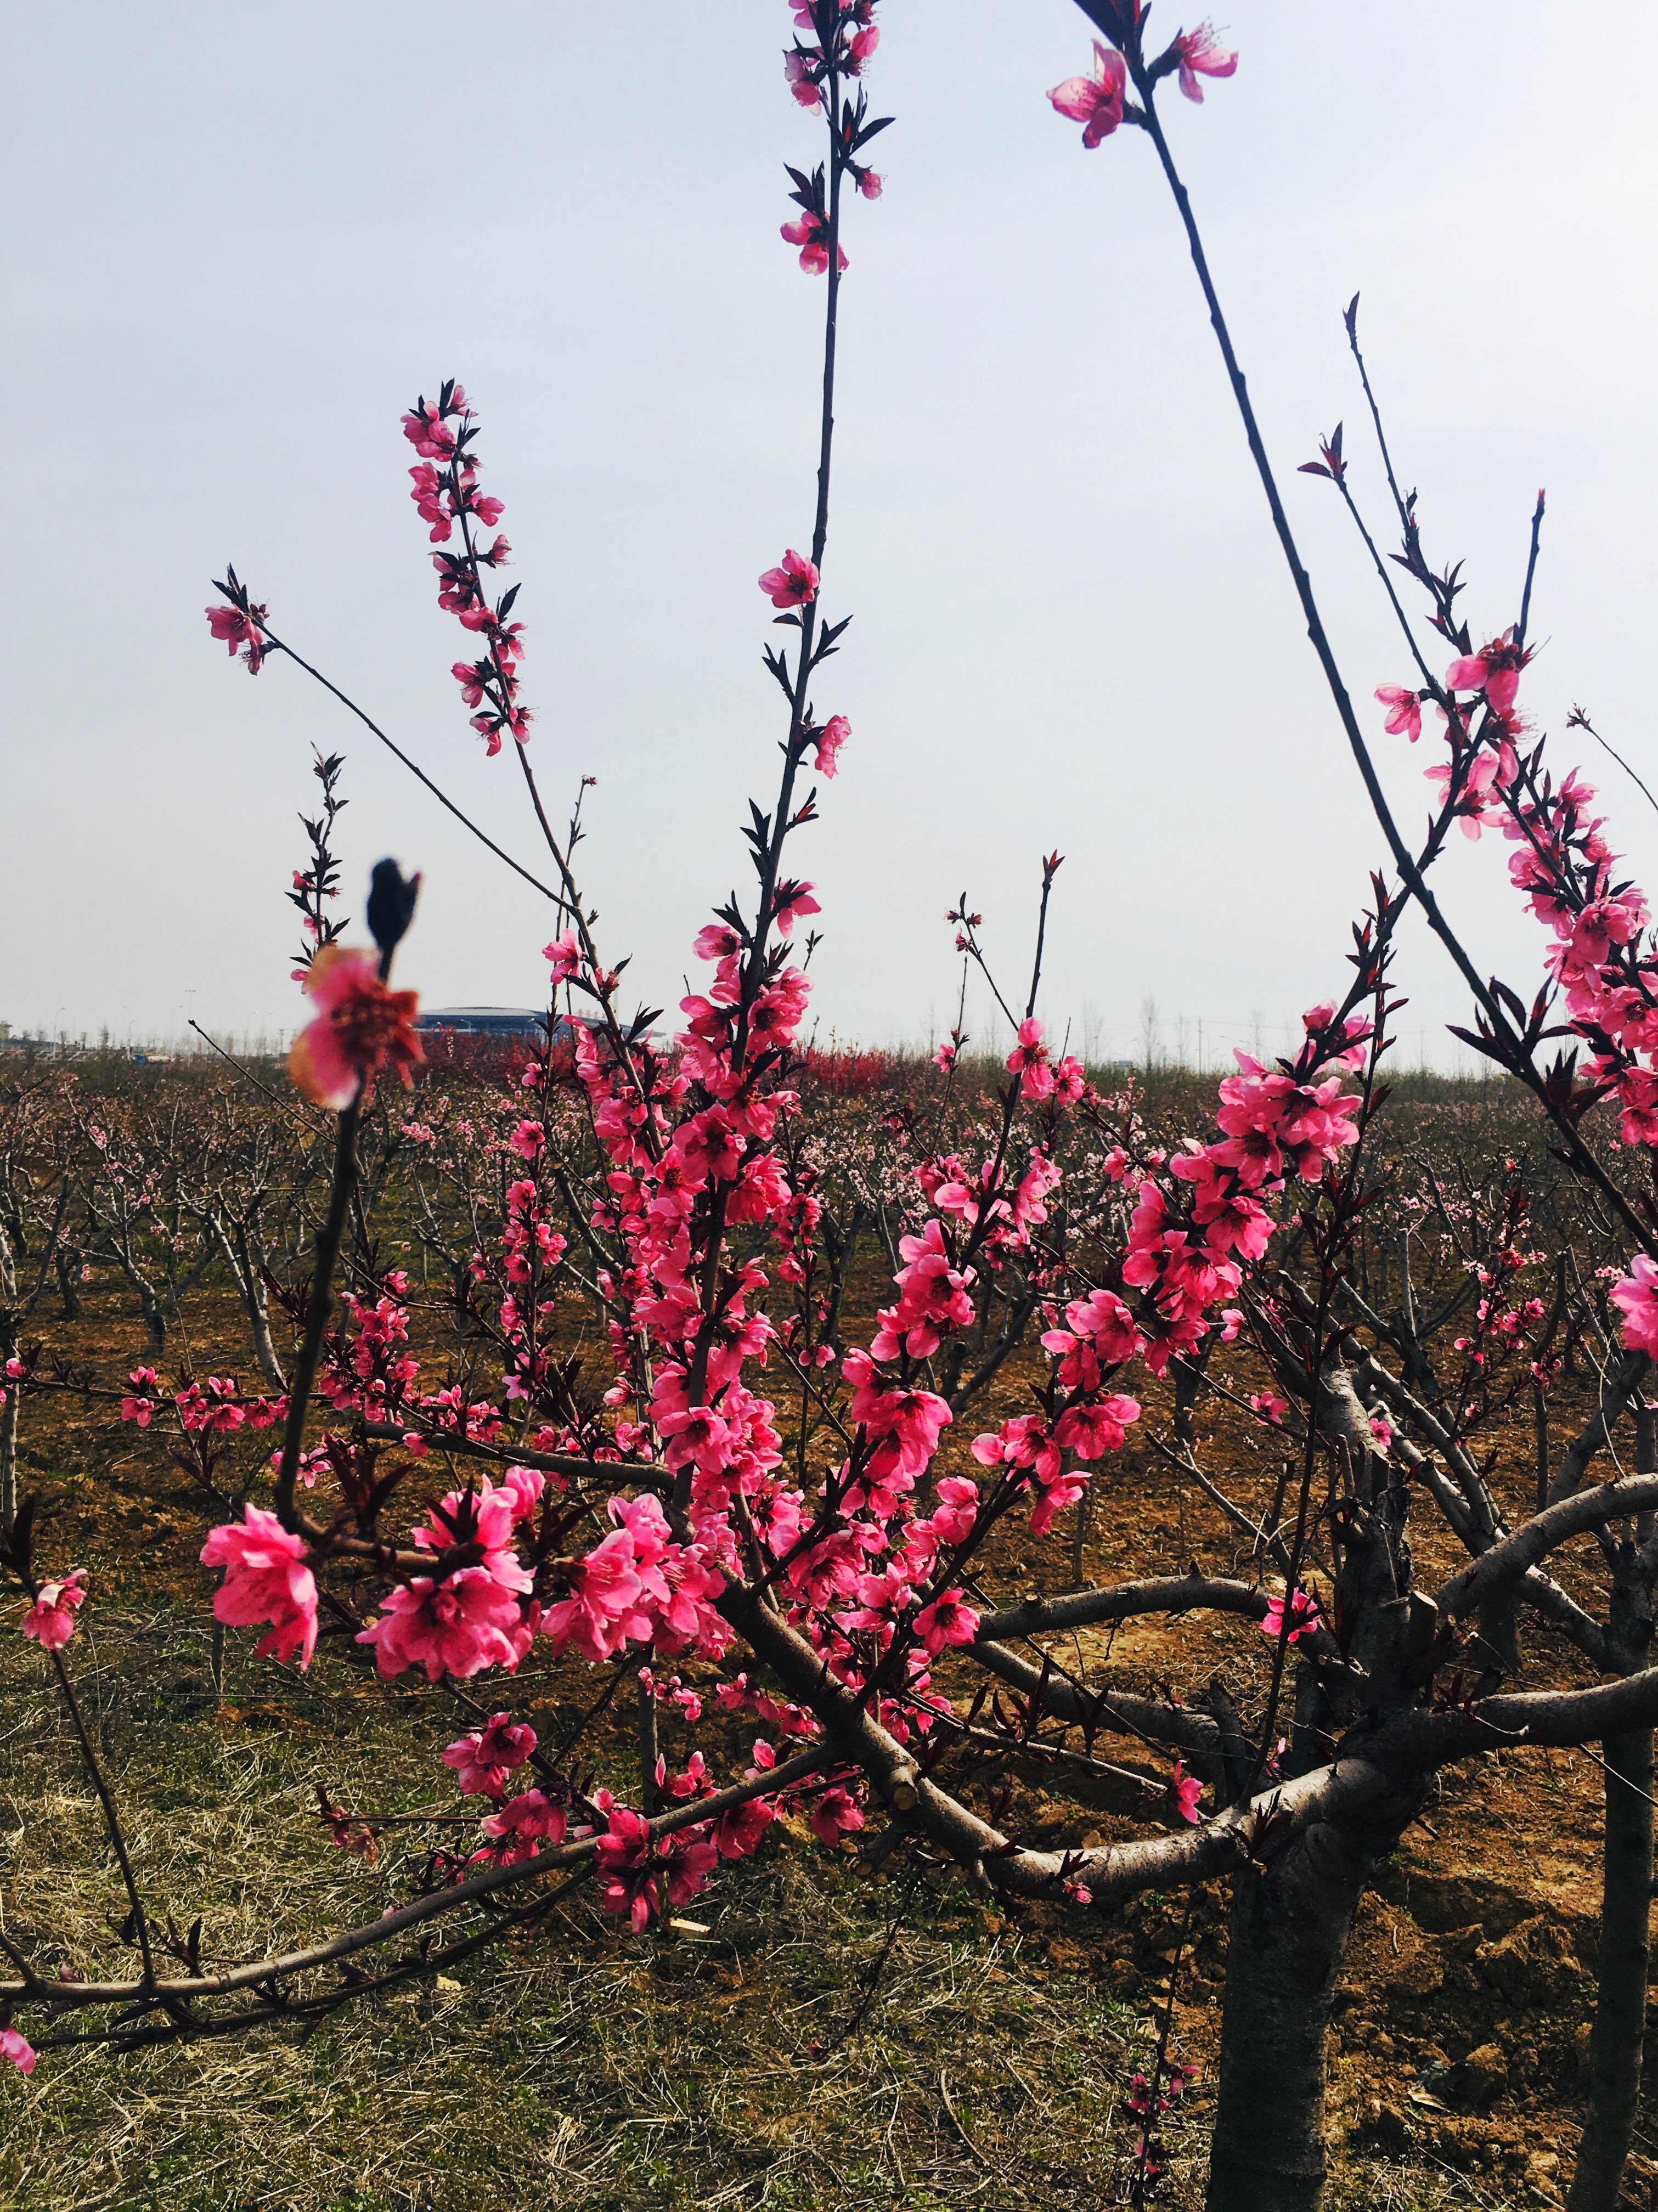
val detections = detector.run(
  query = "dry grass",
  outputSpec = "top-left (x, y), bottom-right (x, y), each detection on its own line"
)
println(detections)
top-left (0, 1599), bottom-right (1210, 2212)
top-left (0, 1600), bottom-right (1545, 2210)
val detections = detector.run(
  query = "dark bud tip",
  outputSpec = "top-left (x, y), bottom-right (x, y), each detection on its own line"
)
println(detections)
top-left (367, 860), bottom-right (422, 960)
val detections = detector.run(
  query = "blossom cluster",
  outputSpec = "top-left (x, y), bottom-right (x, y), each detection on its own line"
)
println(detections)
top-left (779, 1), bottom-right (886, 273)
top-left (182, 848), bottom-right (1377, 1928)
top-left (402, 380), bottom-right (529, 755)
top-left (1047, 21), bottom-right (1236, 150)
top-left (121, 1367), bottom-right (285, 1434)
top-left (1371, 634), bottom-right (1658, 1356)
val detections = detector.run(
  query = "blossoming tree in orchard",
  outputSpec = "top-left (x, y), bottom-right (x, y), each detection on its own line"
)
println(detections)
top-left (5, 7), bottom-right (1658, 2210)
top-left (1044, 9), bottom-right (1658, 2207)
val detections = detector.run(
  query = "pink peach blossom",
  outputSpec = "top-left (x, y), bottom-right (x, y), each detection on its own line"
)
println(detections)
top-left (21, 1569), bottom-right (86, 1651)
top-left (913, 1589), bottom-right (980, 1655)
top-left (925, 1476), bottom-right (980, 1545)
top-left (1048, 41), bottom-right (1128, 148)
top-left (1260, 1586), bottom-right (1322, 1645)
top-left (759, 549), bottom-right (820, 609)
top-left (808, 1784), bottom-right (865, 1846)
top-left (357, 1559), bottom-right (532, 1683)
top-left (715, 1795), bottom-right (773, 1859)
top-left (478, 1787), bottom-right (566, 1864)
top-left (543, 1528), bottom-right (652, 1662)
top-left (1612, 1255), bottom-right (1658, 1356)
top-left (402, 394), bottom-right (459, 457)
top-left (201, 1505), bottom-right (318, 1670)
top-left (205, 601), bottom-right (268, 673)
top-left (772, 880), bottom-right (821, 936)
top-left (784, 49), bottom-right (822, 108)
top-left (1169, 1760), bottom-right (1203, 1824)
top-left (1007, 1017), bottom-right (1054, 1100)
top-left (1053, 1394), bottom-right (1140, 1459)
top-left (813, 713), bottom-right (849, 777)
top-left (543, 930), bottom-right (580, 982)
top-left (780, 213), bottom-right (847, 276)
top-left (695, 921), bottom-right (742, 962)
top-left (595, 1806), bottom-right (719, 1929)
top-left (443, 1712), bottom-right (537, 1797)
top-left (288, 944), bottom-right (423, 1113)
top-left (501, 1466), bottom-right (546, 1523)
top-left (1375, 684), bottom-right (1422, 742)
top-left (1170, 24), bottom-right (1237, 101)
top-left (1445, 633), bottom-right (1527, 713)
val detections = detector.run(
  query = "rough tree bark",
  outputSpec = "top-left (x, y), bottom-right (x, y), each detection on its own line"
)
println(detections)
top-left (1569, 1428), bottom-right (1657, 2212)
top-left (1567, 1723), bottom-right (1654, 2212)
top-left (208, 1214), bottom-right (287, 1390)
top-left (0, 1226), bottom-right (20, 1525)
top-left (1205, 1826), bottom-right (1364, 2212)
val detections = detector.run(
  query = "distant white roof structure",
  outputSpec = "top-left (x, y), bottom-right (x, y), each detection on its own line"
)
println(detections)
top-left (416, 1006), bottom-right (550, 1036)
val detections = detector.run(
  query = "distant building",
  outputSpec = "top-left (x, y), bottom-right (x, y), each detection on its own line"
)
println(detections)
top-left (416, 1006), bottom-right (571, 1043)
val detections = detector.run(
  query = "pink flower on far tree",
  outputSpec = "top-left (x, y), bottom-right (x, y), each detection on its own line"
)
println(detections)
top-left (1047, 41), bottom-right (1128, 148)
top-left (1170, 24), bottom-right (1237, 101)
top-left (780, 212), bottom-right (846, 276)
top-left (0, 2029), bottom-right (35, 2075)
top-left (1375, 685), bottom-right (1422, 742)
top-left (913, 1589), bottom-right (980, 1655)
top-left (813, 713), bottom-right (849, 777)
top-left (808, 1783), bottom-right (865, 1846)
top-left (1444, 633), bottom-right (1527, 714)
top-left (288, 944), bottom-right (424, 1113)
top-left (478, 1788), bottom-right (566, 1864)
top-left (443, 1712), bottom-right (538, 1797)
top-left (543, 930), bottom-right (580, 983)
top-left (1260, 1585), bottom-right (1322, 1646)
top-left (594, 1806), bottom-right (719, 1931)
top-left (201, 1505), bottom-right (318, 1670)
top-left (1169, 1761), bottom-right (1203, 1824)
top-left (205, 601), bottom-right (268, 673)
top-left (1612, 1255), bottom-right (1658, 1356)
top-left (1007, 1017), bottom-right (1054, 1099)
top-left (358, 1560), bottom-right (533, 1684)
top-left (21, 1570), bottom-right (86, 1651)
top-left (759, 549), bottom-right (820, 609)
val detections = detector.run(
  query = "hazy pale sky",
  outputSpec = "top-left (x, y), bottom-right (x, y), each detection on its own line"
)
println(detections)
top-left (4, 3), bottom-right (1655, 1067)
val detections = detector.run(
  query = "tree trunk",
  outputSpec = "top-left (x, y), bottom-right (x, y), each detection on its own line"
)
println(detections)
top-left (210, 1217), bottom-right (286, 1390)
top-left (0, 1227), bottom-right (17, 1525)
top-left (1205, 1821), bottom-right (1368, 2211)
top-left (0, 1345), bottom-right (18, 1525)
top-left (1205, 1761), bottom-right (1429, 2212)
top-left (1567, 1724), bottom-right (1654, 2212)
